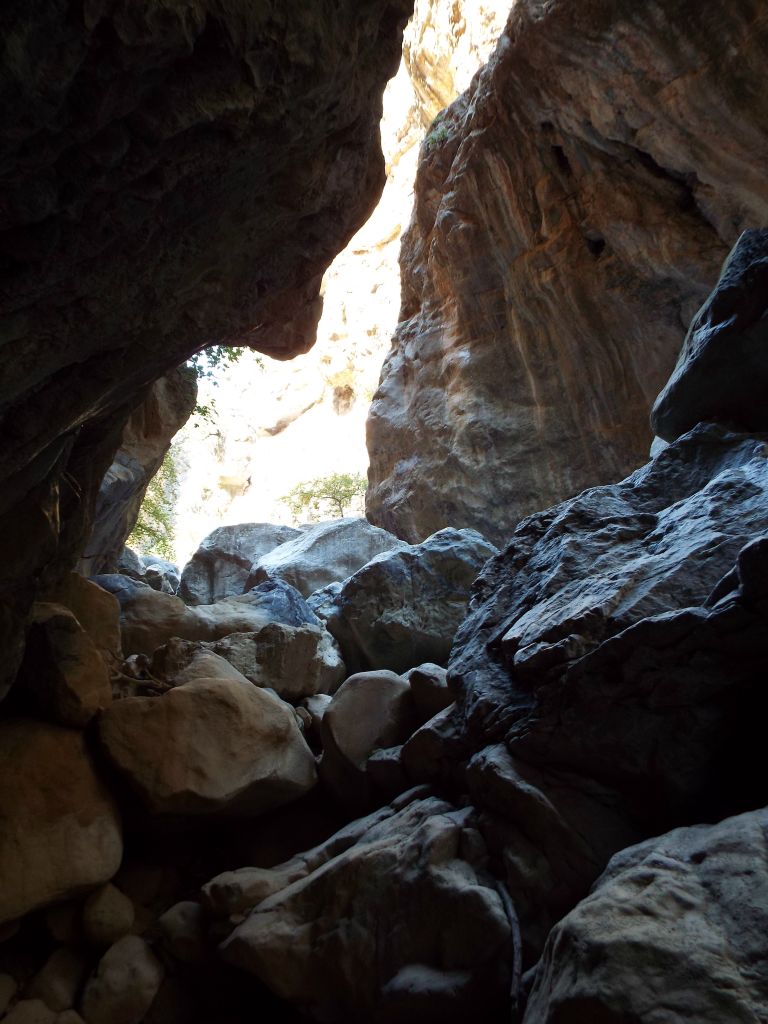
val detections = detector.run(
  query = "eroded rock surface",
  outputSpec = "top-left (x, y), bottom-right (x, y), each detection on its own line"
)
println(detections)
top-left (652, 227), bottom-right (768, 442)
top-left (367, 0), bottom-right (768, 545)
top-left (524, 807), bottom-right (768, 1024)
top-left (220, 791), bottom-right (514, 1023)
top-left (79, 368), bottom-right (197, 577)
top-left (0, 721), bottom-right (123, 926)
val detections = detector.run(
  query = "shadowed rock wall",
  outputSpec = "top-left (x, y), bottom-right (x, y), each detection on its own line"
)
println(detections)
top-left (366, 0), bottom-right (768, 546)
top-left (0, 0), bottom-right (412, 690)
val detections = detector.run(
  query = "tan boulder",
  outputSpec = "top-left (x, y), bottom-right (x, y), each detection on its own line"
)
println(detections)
top-left (0, 721), bottom-right (123, 927)
top-left (98, 678), bottom-right (317, 818)
top-left (43, 574), bottom-right (121, 670)
top-left (80, 936), bottom-right (163, 1024)
top-left (82, 883), bottom-right (135, 949)
top-left (21, 603), bottom-right (111, 727)
top-left (208, 623), bottom-right (346, 700)
top-left (26, 946), bottom-right (89, 1012)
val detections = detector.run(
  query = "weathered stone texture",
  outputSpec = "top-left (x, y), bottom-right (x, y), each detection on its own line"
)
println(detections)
top-left (367, 0), bottom-right (768, 546)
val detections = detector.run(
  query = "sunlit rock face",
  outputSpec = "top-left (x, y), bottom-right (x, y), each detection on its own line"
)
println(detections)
top-left (170, 2), bottom-right (508, 558)
top-left (367, 0), bottom-right (768, 546)
top-left (0, 0), bottom-right (412, 689)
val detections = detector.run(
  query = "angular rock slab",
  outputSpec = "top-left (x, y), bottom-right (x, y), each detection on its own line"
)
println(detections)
top-left (220, 793), bottom-right (514, 1023)
top-left (178, 523), bottom-right (301, 605)
top-left (98, 677), bottom-right (317, 818)
top-left (249, 518), bottom-right (408, 598)
top-left (524, 807), bottom-right (768, 1024)
top-left (0, 721), bottom-right (123, 926)
top-left (451, 424), bottom-right (768, 740)
top-left (652, 229), bottom-right (768, 442)
top-left (324, 527), bottom-right (498, 673)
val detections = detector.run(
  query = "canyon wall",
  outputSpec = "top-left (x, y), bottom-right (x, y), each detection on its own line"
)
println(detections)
top-left (170, 1), bottom-right (509, 564)
top-left (0, 0), bottom-right (412, 688)
top-left (366, 0), bottom-right (768, 546)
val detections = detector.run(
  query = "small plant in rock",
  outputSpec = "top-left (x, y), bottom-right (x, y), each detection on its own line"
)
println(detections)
top-left (127, 448), bottom-right (179, 560)
top-left (281, 472), bottom-right (367, 523)
top-left (425, 116), bottom-right (450, 151)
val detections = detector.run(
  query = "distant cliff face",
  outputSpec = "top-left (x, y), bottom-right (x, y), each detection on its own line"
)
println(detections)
top-left (366, 0), bottom-right (768, 546)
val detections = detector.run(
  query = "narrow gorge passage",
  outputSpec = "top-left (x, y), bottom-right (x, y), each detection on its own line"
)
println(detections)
top-left (0, 3), bottom-right (767, 1024)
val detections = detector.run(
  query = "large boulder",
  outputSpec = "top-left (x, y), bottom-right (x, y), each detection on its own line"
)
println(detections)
top-left (219, 791), bottom-right (515, 1023)
top-left (208, 623), bottom-right (345, 701)
top-left (98, 678), bottom-right (317, 818)
top-left (652, 229), bottom-right (768, 442)
top-left (249, 518), bottom-right (408, 597)
top-left (524, 807), bottom-right (768, 1024)
top-left (80, 936), bottom-right (164, 1024)
top-left (323, 528), bottom-right (498, 673)
top-left (96, 576), bottom-right (321, 657)
top-left (43, 574), bottom-right (122, 672)
top-left (0, 721), bottom-right (123, 926)
top-left (178, 523), bottom-right (301, 605)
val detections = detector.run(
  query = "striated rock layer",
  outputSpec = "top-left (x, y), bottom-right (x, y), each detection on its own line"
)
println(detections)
top-left (0, 0), bottom-right (412, 691)
top-left (367, 0), bottom-right (768, 546)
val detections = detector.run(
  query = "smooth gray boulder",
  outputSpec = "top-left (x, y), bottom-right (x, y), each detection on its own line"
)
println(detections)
top-left (219, 791), bottom-right (514, 1023)
top-left (178, 523), bottom-right (301, 605)
top-left (322, 528), bottom-right (498, 674)
top-left (652, 229), bottom-right (768, 442)
top-left (249, 518), bottom-right (408, 597)
top-left (524, 807), bottom-right (768, 1024)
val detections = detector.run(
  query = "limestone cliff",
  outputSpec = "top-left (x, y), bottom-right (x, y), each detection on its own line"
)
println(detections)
top-left (0, 0), bottom-right (412, 689)
top-left (367, 0), bottom-right (768, 546)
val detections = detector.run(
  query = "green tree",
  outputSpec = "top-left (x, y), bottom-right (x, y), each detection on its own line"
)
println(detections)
top-left (127, 448), bottom-right (179, 560)
top-left (281, 472), bottom-right (367, 523)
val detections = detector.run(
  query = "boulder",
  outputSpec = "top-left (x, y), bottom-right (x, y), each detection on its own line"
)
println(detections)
top-left (319, 670), bottom-right (416, 807)
top-left (207, 623), bottom-right (346, 700)
top-left (157, 902), bottom-right (206, 965)
top-left (323, 528), bottom-right (498, 673)
top-left (80, 936), bottom-right (163, 1024)
top-left (652, 229), bottom-right (768, 442)
top-left (140, 558), bottom-right (181, 595)
top-left (96, 575), bottom-right (321, 657)
top-left (220, 792), bottom-right (514, 1022)
top-left (249, 518), bottom-right (407, 597)
top-left (82, 884), bottom-right (135, 949)
top-left (26, 947), bottom-right (89, 1012)
top-left (405, 663), bottom-right (453, 724)
top-left (524, 807), bottom-right (768, 1024)
top-left (148, 638), bottom-right (254, 689)
top-left (178, 523), bottom-right (301, 605)
top-left (98, 678), bottom-right (317, 818)
top-left (18, 603), bottom-right (111, 727)
top-left (3, 1001), bottom-right (56, 1024)
top-left (42, 575), bottom-right (122, 671)
top-left (0, 721), bottom-right (123, 926)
